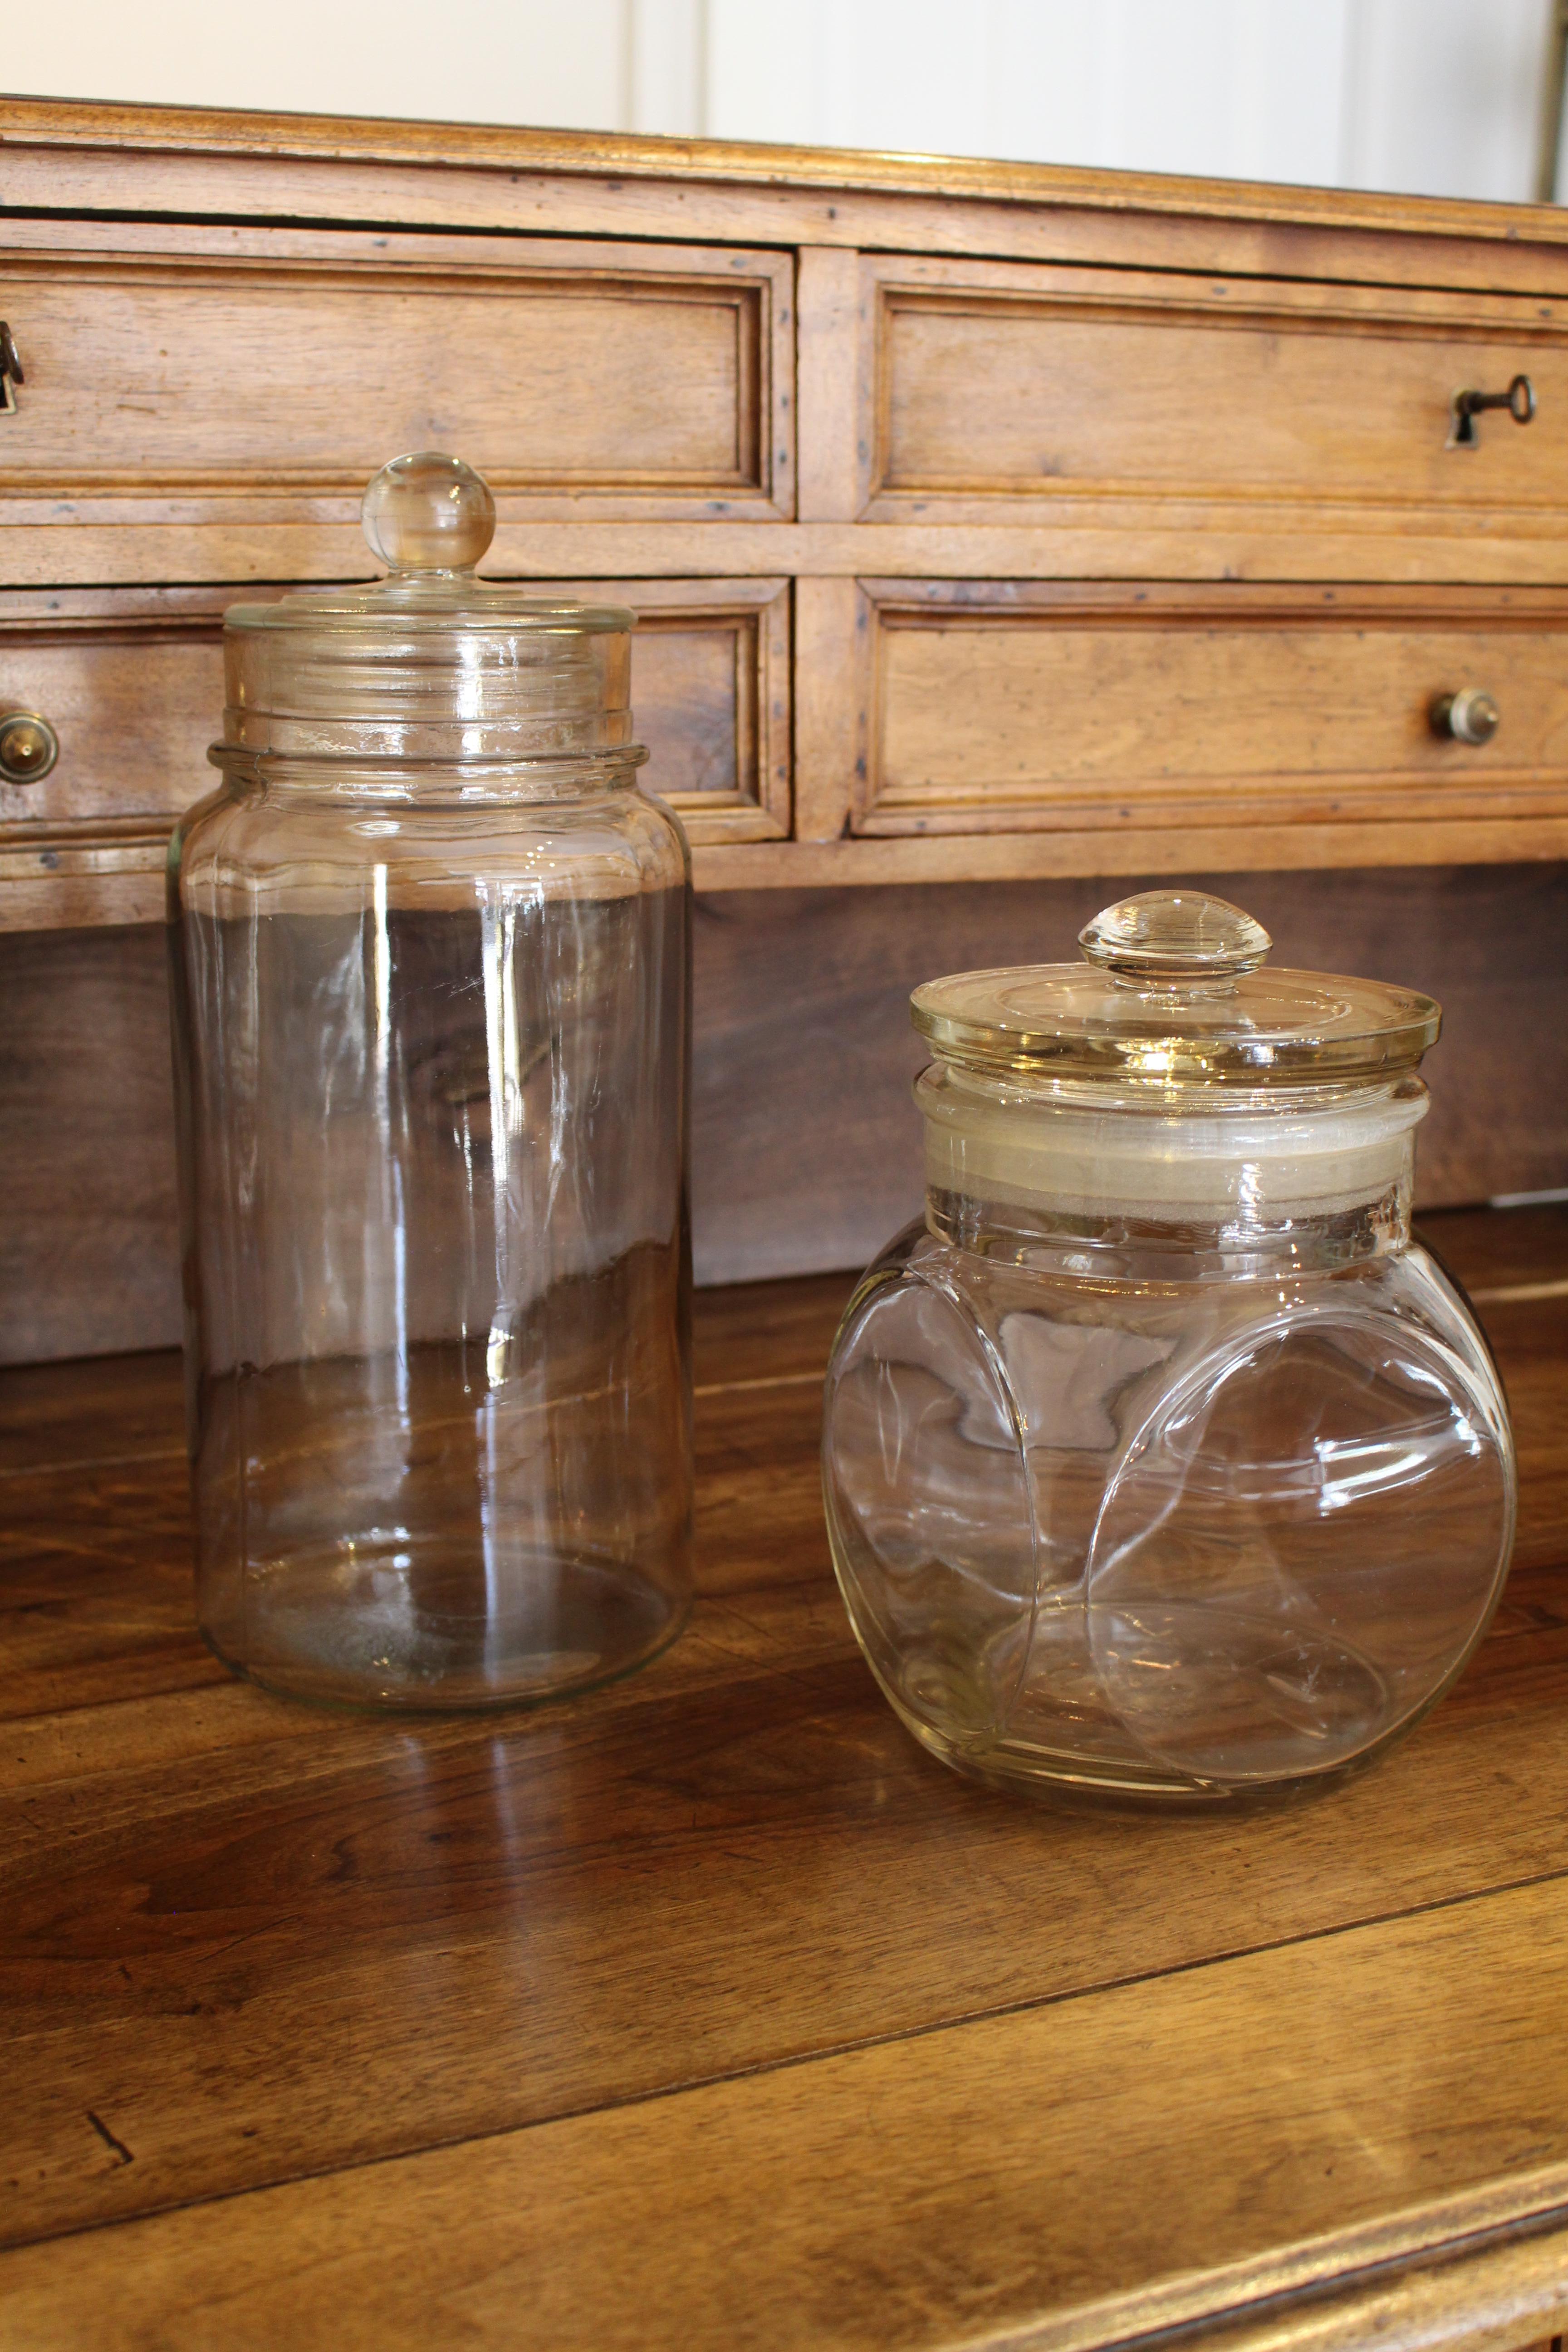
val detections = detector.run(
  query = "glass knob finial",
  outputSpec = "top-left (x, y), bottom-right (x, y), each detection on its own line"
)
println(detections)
top-left (1078, 890), bottom-right (1272, 982)
top-left (361, 451), bottom-right (496, 575)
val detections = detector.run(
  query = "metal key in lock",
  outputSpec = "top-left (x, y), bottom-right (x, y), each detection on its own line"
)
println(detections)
top-left (0, 322), bottom-right (21, 416)
top-left (1450, 373), bottom-right (1535, 447)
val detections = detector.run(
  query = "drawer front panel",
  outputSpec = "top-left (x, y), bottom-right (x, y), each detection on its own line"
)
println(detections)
top-left (856, 583), bottom-right (1568, 833)
top-left (548, 579), bottom-right (790, 842)
top-left (0, 229), bottom-right (793, 519)
top-left (0, 580), bottom-right (789, 869)
top-left (866, 256), bottom-right (1568, 540)
top-left (0, 608), bottom-right (220, 837)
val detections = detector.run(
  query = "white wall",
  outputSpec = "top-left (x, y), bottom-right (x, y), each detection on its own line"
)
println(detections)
top-left (1, 0), bottom-right (1558, 204)
top-left (705, 0), bottom-right (1553, 202)
top-left (2, 0), bottom-right (640, 132)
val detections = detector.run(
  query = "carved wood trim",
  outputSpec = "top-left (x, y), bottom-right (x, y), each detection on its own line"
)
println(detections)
top-left (849, 579), bottom-right (1568, 837)
top-left (859, 252), bottom-right (1568, 530)
top-left (0, 226), bottom-right (795, 520)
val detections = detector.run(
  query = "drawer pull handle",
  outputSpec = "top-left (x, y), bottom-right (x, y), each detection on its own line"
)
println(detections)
top-left (0, 322), bottom-right (21, 415)
top-left (1451, 373), bottom-right (1535, 446)
top-left (1431, 688), bottom-right (1500, 745)
top-left (0, 710), bottom-right (59, 784)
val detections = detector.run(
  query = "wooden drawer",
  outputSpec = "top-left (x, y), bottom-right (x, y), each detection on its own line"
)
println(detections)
top-left (561, 578), bottom-right (790, 843)
top-left (848, 582), bottom-right (1568, 835)
top-left (0, 578), bottom-right (790, 927)
top-left (0, 222), bottom-right (794, 553)
top-left (853, 255), bottom-right (1568, 565)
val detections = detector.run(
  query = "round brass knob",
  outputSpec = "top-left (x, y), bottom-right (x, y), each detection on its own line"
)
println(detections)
top-left (0, 710), bottom-right (59, 783)
top-left (1431, 689), bottom-right (1499, 746)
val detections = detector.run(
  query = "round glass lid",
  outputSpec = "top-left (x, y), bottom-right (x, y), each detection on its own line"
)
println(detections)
top-left (910, 890), bottom-right (1442, 1086)
top-left (220, 452), bottom-right (639, 758)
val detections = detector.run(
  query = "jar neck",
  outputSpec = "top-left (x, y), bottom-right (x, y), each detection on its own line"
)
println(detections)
top-left (918, 1061), bottom-right (1426, 1283)
top-left (926, 1182), bottom-right (1412, 1282)
top-left (207, 745), bottom-right (649, 805)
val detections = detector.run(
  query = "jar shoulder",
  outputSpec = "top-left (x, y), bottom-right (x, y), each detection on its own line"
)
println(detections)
top-left (823, 1228), bottom-right (1516, 1806)
top-left (829, 1227), bottom-right (1510, 1432)
top-left (173, 778), bottom-right (689, 908)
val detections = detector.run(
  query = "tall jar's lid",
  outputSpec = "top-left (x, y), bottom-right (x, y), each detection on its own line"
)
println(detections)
top-left (911, 891), bottom-right (1441, 1088)
top-left (220, 452), bottom-right (642, 761)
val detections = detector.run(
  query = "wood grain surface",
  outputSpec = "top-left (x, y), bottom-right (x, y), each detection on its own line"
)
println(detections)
top-left (0, 1206), bottom-right (1565, 2349)
top-left (796, 248), bottom-right (865, 526)
top-left (866, 254), bottom-right (1568, 529)
top-left (10, 116), bottom-right (1568, 933)
top-left (13, 143), bottom-right (1568, 333)
top-left (857, 583), bottom-right (1568, 837)
top-left (0, 222), bottom-right (793, 520)
top-left (19, 517), bottom-right (1568, 597)
top-left (13, 824), bottom-right (1568, 944)
top-left (9, 93), bottom-right (1568, 257)
top-left (0, 578), bottom-right (789, 879)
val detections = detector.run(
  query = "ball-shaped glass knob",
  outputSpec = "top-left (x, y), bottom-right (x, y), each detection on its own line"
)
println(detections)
top-left (1079, 890), bottom-right (1272, 982)
top-left (361, 451), bottom-right (496, 575)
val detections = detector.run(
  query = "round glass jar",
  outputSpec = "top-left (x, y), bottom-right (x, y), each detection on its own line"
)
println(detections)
top-left (822, 890), bottom-right (1516, 1808)
top-left (169, 453), bottom-right (691, 1710)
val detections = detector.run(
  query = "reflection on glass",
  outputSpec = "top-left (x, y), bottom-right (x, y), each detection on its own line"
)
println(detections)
top-left (173, 800), bottom-right (691, 1710)
top-left (171, 452), bottom-right (692, 1710)
top-left (826, 1226), bottom-right (1513, 1805)
top-left (823, 890), bottom-right (1516, 1808)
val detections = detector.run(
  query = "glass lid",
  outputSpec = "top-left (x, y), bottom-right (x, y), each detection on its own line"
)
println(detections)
top-left (911, 890), bottom-right (1441, 1087)
top-left (220, 451), bottom-right (640, 760)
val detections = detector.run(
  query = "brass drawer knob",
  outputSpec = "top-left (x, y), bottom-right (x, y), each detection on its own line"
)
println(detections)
top-left (1451, 374), bottom-right (1534, 446)
top-left (0, 710), bottom-right (60, 783)
top-left (1431, 688), bottom-right (1500, 745)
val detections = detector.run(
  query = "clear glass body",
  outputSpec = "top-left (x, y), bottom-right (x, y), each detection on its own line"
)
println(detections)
top-left (823, 1076), bottom-right (1517, 1809)
top-left (169, 751), bottom-right (692, 1710)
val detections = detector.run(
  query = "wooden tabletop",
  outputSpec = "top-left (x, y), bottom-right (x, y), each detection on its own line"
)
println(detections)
top-left (4, 1205), bottom-right (1568, 2352)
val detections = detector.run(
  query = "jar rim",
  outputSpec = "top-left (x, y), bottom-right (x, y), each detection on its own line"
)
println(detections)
top-left (911, 890), bottom-right (1441, 1088)
top-left (221, 452), bottom-right (639, 753)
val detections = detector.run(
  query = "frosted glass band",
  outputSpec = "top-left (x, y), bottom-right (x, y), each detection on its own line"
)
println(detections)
top-left (918, 1068), bottom-right (1428, 1223)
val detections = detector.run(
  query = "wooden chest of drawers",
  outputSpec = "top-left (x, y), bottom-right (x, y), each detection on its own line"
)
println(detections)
top-left (4, 103), bottom-right (1568, 1362)
top-left (5, 101), bottom-right (1568, 928)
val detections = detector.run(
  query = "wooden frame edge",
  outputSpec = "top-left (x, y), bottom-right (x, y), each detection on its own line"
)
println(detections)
top-left (7, 817), bottom-right (1568, 931)
top-left (7, 97), bottom-right (1568, 254)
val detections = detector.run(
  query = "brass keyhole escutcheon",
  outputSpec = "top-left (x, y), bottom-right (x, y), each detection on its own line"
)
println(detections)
top-left (0, 710), bottom-right (60, 784)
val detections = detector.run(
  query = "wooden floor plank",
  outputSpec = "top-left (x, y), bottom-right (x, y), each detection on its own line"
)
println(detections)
top-left (6, 1622), bottom-right (1568, 2252)
top-left (0, 1277), bottom-right (1565, 2249)
top-left (0, 1211), bottom-right (1563, 2348)
top-left (691, 1269), bottom-right (856, 1391)
top-left (6, 1874), bottom-right (1568, 2351)
top-left (0, 1348), bottom-right (186, 1480)
top-left (1416, 1204), bottom-right (1568, 1298)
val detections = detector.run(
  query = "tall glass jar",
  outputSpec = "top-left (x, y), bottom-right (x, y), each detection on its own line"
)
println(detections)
top-left (823, 891), bottom-right (1516, 1809)
top-left (169, 453), bottom-right (691, 1710)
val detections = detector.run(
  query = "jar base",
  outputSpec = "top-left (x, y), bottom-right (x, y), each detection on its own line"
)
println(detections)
top-left (885, 1689), bottom-right (1401, 1817)
top-left (201, 1542), bottom-right (688, 1713)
